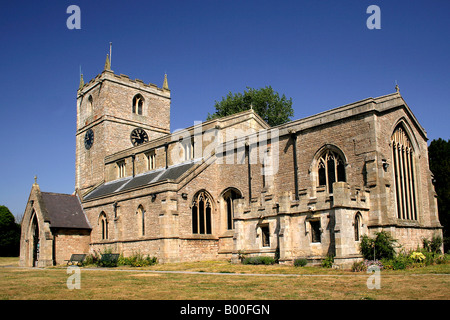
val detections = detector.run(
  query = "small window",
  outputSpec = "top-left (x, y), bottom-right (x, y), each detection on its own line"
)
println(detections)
top-left (182, 138), bottom-right (194, 161)
top-left (132, 94), bottom-right (144, 115)
top-left (261, 225), bottom-right (270, 247)
top-left (138, 205), bottom-right (145, 236)
top-left (310, 220), bottom-right (321, 243)
top-left (354, 213), bottom-right (361, 241)
top-left (99, 212), bottom-right (108, 240)
top-left (146, 151), bottom-right (156, 170)
top-left (88, 95), bottom-right (93, 114)
top-left (117, 160), bottom-right (126, 178)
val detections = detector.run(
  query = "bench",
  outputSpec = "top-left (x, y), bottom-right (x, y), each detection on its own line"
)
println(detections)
top-left (65, 254), bottom-right (86, 266)
top-left (99, 253), bottom-right (120, 267)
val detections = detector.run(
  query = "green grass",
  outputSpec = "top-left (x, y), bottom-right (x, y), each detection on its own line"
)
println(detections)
top-left (1, 257), bottom-right (449, 300)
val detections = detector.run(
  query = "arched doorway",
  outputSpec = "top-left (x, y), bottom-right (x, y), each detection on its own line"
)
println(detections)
top-left (222, 188), bottom-right (242, 230)
top-left (31, 214), bottom-right (40, 267)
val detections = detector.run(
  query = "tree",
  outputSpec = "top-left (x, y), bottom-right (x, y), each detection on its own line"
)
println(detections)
top-left (207, 86), bottom-right (294, 127)
top-left (428, 138), bottom-right (450, 252)
top-left (0, 205), bottom-right (21, 256)
top-left (360, 231), bottom-right (397, 260)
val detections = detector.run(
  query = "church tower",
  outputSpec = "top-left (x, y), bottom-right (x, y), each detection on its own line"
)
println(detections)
top-left (75, 55), bottom-right (171, 195)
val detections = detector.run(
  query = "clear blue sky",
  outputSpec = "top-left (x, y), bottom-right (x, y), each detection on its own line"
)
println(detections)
top-left (0, 0), bottom-right (449, 220)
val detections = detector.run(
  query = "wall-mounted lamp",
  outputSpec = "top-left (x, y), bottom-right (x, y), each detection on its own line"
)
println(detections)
top-left (181, 193), bottom-right (188, 200)
top-left (382, 160), bottom-right (389, 171)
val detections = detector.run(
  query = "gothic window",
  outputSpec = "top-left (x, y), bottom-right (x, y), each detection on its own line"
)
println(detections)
top-left (223, 188), bottom-right (242, 230)
top-left (317, 149), bottom-right (346, 193)
top-left (354, 212), bottom-right (362, 241)
top-left (99, 212), bottom-right (108, 240)
top-left (310, 220), bottom-right (321, 243)
top-left (192, 191), bottom-right (213, 234)
top-left (132, 94), bottom-right (144, 115)
top-left (392, 124), bottom-right (417, 220)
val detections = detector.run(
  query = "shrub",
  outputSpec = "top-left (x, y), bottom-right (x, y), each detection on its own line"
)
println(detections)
top-left (360, 231), bottom-right (397, 260)
top-left (83, 252), bottom-right (100, 266)
top-left (321, 255), bottom-right (334, 268)
top-left (294, 258), bottom-right (308, 267)
top-left (242, 256), bottom-right (276, 265)
top-left (118, 252), bottom-right (157, 267)
top-left (423, 236), bottom-right (443, 254)
top-left (351, 261), bottom-right (366, 272)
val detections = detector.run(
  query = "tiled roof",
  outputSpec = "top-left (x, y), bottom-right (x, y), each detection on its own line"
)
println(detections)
top-left (40, 192), bottom-right (91, 229)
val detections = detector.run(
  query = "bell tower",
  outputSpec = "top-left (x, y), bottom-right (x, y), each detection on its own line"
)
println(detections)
top-left (75, 55), bottom-right (171, 195)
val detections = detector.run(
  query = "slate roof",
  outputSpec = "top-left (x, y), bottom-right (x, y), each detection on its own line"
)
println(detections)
top-left (84, 160), bottom-right (199, 201)
top-left (40, 192), bottom-right (91, 229)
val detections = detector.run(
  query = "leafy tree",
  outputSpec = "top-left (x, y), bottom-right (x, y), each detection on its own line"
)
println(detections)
top-left (207, 86), bottom-right (294, 127)
top-left (0, 205), bottom-right (21, 256)
top-left (428, 138), bottom-right (450, 252)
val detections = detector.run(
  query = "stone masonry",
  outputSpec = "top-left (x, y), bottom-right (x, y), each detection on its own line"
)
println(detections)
top-left (20, 60), bottom-right (442, 267)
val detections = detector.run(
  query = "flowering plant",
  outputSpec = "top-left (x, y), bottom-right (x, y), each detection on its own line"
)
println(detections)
top-left (410, 251), bottom-right (426, 262)
top-left (364, 259), bottom-right (384, 270)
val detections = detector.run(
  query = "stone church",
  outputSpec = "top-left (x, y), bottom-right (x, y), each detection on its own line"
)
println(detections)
top-left (20, 56), bottom-right (442, 267)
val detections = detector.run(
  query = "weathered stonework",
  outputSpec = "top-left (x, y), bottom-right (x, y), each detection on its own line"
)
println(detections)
top-left (20, 65), bottom-right (443, 268)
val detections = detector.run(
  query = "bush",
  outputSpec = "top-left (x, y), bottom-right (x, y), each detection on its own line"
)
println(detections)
top-left (118, 252), bottom-right (157, 267)
top-left (360, 231), bottom-right (397, 260)
top-left (294, 258), bottom-right (308, 267)
top-left (321, 255), bottom-right (334, 268)
top-left (423, 236), bottom-right (443, 254)
top-left (351, 260), bottom-right (384, 272)
top-left (83, 252), bottom-right (100, 266)
top-left (242, 256), bottom-right (276, 265)
top-left (351, 261), bottom-right (366, 272)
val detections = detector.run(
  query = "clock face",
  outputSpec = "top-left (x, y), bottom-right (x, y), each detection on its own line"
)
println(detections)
top-left (84, 129), bottom-right (94, 150)
top-left (130, 128), bottom-right (149, 146)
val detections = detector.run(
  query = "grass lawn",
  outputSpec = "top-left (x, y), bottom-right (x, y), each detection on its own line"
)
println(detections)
top-left (1, 257), bottom-right (449, 300)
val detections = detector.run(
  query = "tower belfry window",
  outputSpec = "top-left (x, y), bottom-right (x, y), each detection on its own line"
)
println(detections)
top-left (132, 94), bottom-right (144, 115)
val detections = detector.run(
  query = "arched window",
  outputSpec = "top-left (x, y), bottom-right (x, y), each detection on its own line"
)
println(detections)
top-left (317, 148), bottom-right (346, 193)
top-left (392, 124), bottom-right (417, 220)
top-left (132, 94), bottom-right (144, 115)
top-left (137, 205), bottom-right (145, 236)
top-left (192, 191), bottom-right (213, 234)
top-left (99, 212), bottom-right (108, 240)
top-left (222, 188), bottom-right (242, 230)
top-left (354, 212), bottom-right (362, 241)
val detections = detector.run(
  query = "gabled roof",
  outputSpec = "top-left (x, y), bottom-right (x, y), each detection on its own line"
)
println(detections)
top-left (39, 192), bottom-right (91, 229)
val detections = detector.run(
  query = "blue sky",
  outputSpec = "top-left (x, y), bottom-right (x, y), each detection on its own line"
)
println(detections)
top-left (0, 0), bottom-right (449, 219)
